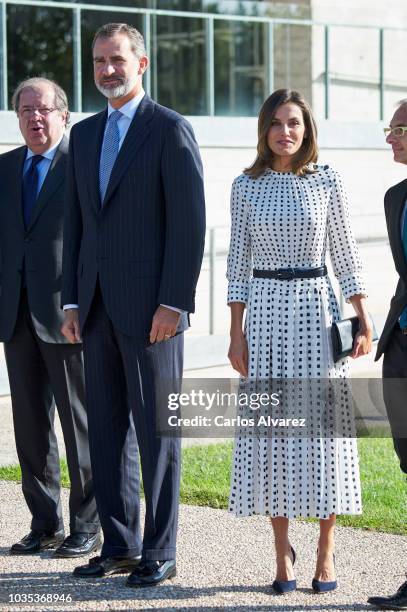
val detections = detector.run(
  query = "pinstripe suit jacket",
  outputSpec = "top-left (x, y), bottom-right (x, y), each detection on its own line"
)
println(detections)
top-left (62, 94), bottom-right (205, 344)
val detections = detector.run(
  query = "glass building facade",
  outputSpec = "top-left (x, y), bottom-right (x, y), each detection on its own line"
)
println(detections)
top-left (0, 0), bottom-right (406, 120)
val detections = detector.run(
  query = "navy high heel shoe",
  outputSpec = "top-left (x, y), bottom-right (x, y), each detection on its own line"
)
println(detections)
top-left (312, 551), bottom-right (337, 593)
top-left (272, 546), bottom-right (297, 594)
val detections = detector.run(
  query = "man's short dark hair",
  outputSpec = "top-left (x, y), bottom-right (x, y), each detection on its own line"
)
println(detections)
top-left (92, 23), bottom-right (146, 58)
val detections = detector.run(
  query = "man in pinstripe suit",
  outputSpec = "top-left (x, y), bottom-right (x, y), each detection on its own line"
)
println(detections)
top-left (61, 23), bottom-right (205, 586)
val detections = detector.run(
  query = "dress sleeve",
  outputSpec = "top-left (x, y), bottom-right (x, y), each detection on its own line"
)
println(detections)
top-left (226, 177), bottom-right (252, 304)
top-left (327, 170), bottom-right (367, 302)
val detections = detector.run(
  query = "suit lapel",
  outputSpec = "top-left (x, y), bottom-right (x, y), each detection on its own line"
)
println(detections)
top-left (88, 109), bottom-right (108, 215)
top-left (101, 95), bottom-right (155, 209)
top-left (388, 180), bottom-right (407, 283)
top-left (14, 146), bottom-right (27, 231)
top-left (27, 136), bottom-right (69, 230)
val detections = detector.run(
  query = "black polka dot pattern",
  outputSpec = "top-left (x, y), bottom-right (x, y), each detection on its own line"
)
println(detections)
top-left (226, 166), bottom-right (366, 519)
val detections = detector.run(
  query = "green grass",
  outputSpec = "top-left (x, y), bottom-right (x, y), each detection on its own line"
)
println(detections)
top-left (336, 438), bottom-right (406, 534)
top-left (1, 439), bottom-right (405, 534)
top-left (0, 460), bottom-right (71, 487)
top-left (180, 442), bottom-right (232, 508)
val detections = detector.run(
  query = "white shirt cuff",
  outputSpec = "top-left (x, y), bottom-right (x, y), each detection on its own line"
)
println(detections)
top-left (160, 304), bottom-right (185, 314)
top-left (63, 303), bottom-right (184, 313)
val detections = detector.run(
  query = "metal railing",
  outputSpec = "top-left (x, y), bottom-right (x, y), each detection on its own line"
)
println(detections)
top-left (0, 0), bottom-right (406, 119)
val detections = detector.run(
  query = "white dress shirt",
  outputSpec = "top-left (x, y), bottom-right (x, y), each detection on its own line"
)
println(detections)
top-left (24, 135), bottom-right (64, 192)
top-left (105, 89), bottom-right (145, 149)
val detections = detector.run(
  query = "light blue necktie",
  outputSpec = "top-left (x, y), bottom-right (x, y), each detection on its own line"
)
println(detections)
top-left (99, 109), bottom-right (122, 205)
top-left (399, 208), bottom-right (407, 329)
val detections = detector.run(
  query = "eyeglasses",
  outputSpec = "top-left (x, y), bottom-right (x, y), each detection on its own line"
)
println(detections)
top-left (19, 107), bottom-right (58, 117)
top-left (383, 126), bottom-right (407, 137)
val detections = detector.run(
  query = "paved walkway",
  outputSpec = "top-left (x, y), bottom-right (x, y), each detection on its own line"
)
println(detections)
top-left (2, 357), bottom-right (403, 611)
top-left (0, 480), bottom-right (406, 612)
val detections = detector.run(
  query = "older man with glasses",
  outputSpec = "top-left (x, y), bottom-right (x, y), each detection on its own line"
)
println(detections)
top-left (0, 77), bottom-right (99, 558)
top-left (368, 100), bottom-right (407, 610)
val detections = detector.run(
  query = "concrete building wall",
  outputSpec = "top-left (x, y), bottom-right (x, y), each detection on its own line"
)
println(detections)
top-left (311, 0), bottom-right (407, 28)
top-left (311, 0), bottom-right (407, 122)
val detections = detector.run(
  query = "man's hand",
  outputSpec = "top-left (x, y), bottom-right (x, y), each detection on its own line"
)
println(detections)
top-left (61, 309), bottom-right (82, 343)
top-left (149, 305), bottom-right (181, 343)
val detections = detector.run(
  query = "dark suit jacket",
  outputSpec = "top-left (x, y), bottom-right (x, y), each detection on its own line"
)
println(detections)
top-left (376, 178), bottom-right (407, 359)
top-left (62, 95), bottom-right (206, 344)
top-left (0, 137), bottom-right (70, 343)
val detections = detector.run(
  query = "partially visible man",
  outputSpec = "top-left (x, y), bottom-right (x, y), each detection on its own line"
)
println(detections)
top-left (61, 24), bottom-right (205, 586)
top-left (368, 100), bottom-right (407, 610)
top-left (0, 78), bottom-right (99, 557)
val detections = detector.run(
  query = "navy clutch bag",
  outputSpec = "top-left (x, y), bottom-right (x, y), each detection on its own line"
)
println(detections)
top-left (331, 316), bottom-right (378, 362)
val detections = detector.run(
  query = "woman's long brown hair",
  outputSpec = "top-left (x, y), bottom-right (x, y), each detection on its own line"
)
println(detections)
top-left (245, 89), bottom-right (318, 177)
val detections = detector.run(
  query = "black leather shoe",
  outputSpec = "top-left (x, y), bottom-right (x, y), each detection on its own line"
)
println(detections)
top-left (126, 560), bottom-right (176, 588)
top-left (10, 529), bottom-right (65, 555)
top-left (53, 532), bottom-right (102, 558)
top-left (368, 580), bottom-right (407, 610)
top-left (73, 555), bottom-right (141, 578)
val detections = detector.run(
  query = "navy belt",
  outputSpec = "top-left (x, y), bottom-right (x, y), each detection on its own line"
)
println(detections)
top-left (253, 266), bottom-right (327, 280)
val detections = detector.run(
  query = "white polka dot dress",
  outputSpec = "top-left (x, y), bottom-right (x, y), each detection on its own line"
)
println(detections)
top-left (226, 166), bottom-right (366, 519)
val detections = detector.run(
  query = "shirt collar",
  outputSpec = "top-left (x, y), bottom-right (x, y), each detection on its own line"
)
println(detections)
top-left (26, 134), bottom-right (64, 162)
top-left (107, 89), bottom-right (145, 121)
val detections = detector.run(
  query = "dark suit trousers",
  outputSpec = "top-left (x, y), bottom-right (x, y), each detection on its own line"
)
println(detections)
top-left (4, 290), bottom-right (99, 533)
top-left (82, 287), bottom-right (182, 560)
top-left (383, 326), bottom-right (407, 474)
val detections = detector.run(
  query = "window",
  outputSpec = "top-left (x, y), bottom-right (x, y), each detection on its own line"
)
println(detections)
top-left (153, 15), bottom-right (207, 115)
top-left (214, 20), bottom-right (267, 116)
top-left (7, 5), bottom-right (73, 110)
top-left (273, 24), bottom-right (312, 104)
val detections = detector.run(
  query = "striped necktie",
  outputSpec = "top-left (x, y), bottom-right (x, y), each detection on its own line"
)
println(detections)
top-left (99, 109), bottom-right (122, 205)
top-left (399, 207), bottom-right (407, 329)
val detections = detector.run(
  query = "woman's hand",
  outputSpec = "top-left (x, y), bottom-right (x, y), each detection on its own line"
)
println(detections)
top-left (351, 325), bottom-right (373, 359)
top-left (228, 332), bottom-right (249, 377)
top-left (348, 294), bottom-right (373, 359)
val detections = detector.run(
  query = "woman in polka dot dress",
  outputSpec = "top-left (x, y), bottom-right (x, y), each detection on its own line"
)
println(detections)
top-left (226, 89), bottom-right (373, 593)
